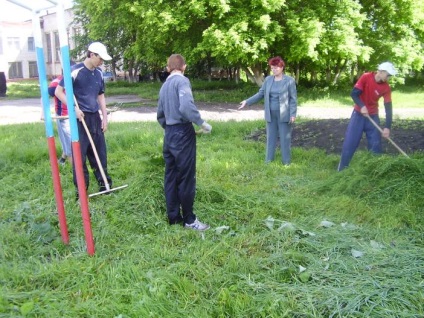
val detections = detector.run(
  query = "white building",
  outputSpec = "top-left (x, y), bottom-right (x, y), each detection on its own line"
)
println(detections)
top-left (0, 20), bottom-right (37, 79)
top-left (40, 9), bottom-right (77, 78)
top-left (0, 7), bottom-right (76, 80)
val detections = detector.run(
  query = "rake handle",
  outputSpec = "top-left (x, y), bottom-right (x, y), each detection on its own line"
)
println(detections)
top-left (73, 96), bottom-right (111, 190)
top-left (365, 115), bottom-right (409, 158)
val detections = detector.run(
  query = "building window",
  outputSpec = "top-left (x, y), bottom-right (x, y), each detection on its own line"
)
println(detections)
top-left (8, 62), bottom-right (23, 79)
top-left (54, 32), bottom-right (60, 62)
top-left (28, 37), bottom-right (35, 52)
top-left (72, 27), bottom-right (80, 48)
top-left (7, 37), bottom-right (20, 51)
top-left (45, 33), bottom-right (52, 63)
top-left (29, 61), bottom-right (38, 78)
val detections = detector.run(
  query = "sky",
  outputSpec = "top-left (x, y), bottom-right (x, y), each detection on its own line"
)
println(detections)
top-left (0, 0), bottom-right (73, 22)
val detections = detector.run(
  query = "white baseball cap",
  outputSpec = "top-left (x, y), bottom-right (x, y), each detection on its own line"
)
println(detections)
top-left (378, 62), bottom-right (397, 76)
top-left (88, 42), bottom-right (112, 61)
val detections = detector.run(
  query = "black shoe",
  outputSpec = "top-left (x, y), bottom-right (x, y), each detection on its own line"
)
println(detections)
top-left (58, 157), bottom-right (66, 165)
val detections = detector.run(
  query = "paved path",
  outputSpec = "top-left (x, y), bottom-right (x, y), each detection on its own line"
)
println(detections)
top-left (0, 95), bottom-right (423, 125)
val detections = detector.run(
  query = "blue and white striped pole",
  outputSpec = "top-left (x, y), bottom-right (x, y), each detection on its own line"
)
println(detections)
top-left (32, 10), bottom-right (53, 135)
top-left (56, 6), bottom-right (78, 141)
top-left (56, 0), bottom-right (95, 255)
top-left (32, 5), bottom-right (69, 244)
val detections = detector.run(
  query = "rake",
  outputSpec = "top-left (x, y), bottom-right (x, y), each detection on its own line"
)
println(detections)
top-left (73, 96), bottom-right (128, 197)
top-left (365, 115), bottom-right (409, 158)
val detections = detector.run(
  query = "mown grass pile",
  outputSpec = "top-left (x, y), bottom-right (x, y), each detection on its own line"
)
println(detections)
top-left (0, 121), bottom-right (423, 317)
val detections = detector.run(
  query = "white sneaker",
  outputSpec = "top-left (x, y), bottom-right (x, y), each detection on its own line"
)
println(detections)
top-left (184, 218), bottom-right (210, 231)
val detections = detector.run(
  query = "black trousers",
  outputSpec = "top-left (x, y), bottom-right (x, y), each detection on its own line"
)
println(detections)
top-left (163, 123), bottom-right (197, 225)
top-left (73, 112), bottom-right (112, 189)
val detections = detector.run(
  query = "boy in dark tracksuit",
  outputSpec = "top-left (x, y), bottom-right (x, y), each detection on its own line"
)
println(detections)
top-left (55, 42), bottom-right (113, 195)
top-left (157, 54), bottom-right (212, 231)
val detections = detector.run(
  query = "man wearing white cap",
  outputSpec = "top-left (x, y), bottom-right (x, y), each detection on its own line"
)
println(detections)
top-left (338, 62), bottom-right (397, 171)
top-left (55, 42), bottom-right (113, 197)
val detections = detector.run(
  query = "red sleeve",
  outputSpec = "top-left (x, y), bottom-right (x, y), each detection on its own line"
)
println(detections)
top-left (383, 88), bottom-right (392, 103)
top-left (353, 73), bottom-right (369, 91)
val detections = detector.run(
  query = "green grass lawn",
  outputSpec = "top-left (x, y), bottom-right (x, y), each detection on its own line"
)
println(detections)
top-left (0, 120), bottom-right (423, 317)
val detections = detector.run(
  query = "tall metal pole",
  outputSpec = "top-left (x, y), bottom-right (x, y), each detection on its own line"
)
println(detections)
top-left (7, 0), bottom-right (96, 255)
top-left (56, 0), bottom-right (95, 255)
top-left (32, 6), bottom-right (69, 244)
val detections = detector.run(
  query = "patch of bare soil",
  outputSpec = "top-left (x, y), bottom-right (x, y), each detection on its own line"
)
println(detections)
top-left (246, 119), bottom-right (424, 155)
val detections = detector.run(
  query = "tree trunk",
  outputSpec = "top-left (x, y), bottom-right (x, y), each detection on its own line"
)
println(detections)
top-left (111, 60), bottom-right (119, 81)
top-left (234, 67), bottom-right (240, 84)
top-left (350, 63), bottom-right (355, 84)
top-left (295, 63), bottom-right (300, 85)
top-left (126, 59), bottom-right (140, 83)
top-left (242, 63), bottom-right (264, 86)
top-left (242, 67), bottom-right (255, 84)
top-left (332, 59), bottom-right (347, 85)
top-left (326, 68), bottom-right (331, 82)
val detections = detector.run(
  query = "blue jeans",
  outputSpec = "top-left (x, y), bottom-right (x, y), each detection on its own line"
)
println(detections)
top-left (56, 118), bottom-right (72, 157)
top-left (338, 110), bottom-right (382, 171)
top-left (266, 109), bottom-right (292, 165)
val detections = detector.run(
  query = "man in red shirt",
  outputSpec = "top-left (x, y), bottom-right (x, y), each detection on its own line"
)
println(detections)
top-left (338, 62), bottom-right (397, 171)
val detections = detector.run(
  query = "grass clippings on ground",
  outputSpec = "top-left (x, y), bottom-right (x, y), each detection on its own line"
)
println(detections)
top-left (0, 118), bottom-right (423, 317)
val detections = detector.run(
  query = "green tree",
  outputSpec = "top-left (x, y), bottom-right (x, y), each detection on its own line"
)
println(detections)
top-left (73, 0), bottom-right (140, 81)
top-left (280, 0), bottom-right (372, 85)
top-left (196, 0), bottom-right (285, 85)
top-left (72, 0), bottom-right (424, 86)
top-left (359, 0), bottom-right (424, 75)
top-left (129, 0), bottom-right (286, 85)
